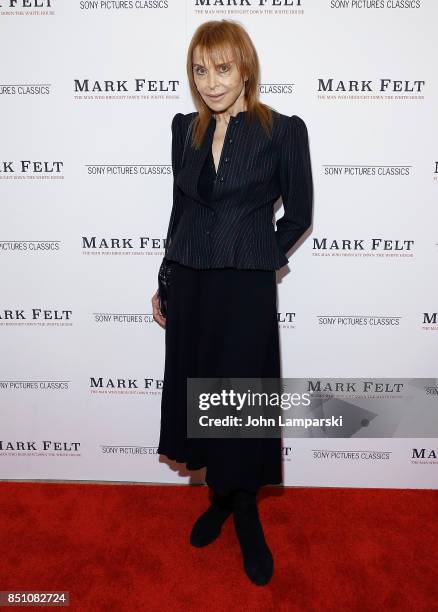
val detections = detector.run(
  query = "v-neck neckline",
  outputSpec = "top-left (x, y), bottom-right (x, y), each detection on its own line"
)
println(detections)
top-left (191, 111), bottom-right (249, 204)
top-left (209, 146), bottom-right (217, 176)
top-left (210, 110), bottom-right (247, 176)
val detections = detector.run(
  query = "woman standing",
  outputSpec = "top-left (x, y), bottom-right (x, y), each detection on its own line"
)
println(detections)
top-left (151, 20), bottom-right (313, 586)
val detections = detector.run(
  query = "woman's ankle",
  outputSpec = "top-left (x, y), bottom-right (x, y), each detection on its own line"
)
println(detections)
top-left (231, 488), bottom-right (258, 512)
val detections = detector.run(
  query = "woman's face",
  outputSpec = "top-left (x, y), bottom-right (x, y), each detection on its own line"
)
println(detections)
top-left (192, 45), bottom-right (246, 114)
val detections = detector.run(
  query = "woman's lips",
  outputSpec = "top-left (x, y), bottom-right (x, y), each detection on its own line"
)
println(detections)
top-left (207, 92), bottom-right (225, 101)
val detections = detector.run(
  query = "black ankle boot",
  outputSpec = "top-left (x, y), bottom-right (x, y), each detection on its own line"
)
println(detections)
top-left (190, 489), bottom-right (233, 547)
top-left (232, 489), bottom-right (274, 586)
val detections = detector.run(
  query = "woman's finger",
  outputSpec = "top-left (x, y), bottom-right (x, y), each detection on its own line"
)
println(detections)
top-left (151, 292), bottom-right (166, 327)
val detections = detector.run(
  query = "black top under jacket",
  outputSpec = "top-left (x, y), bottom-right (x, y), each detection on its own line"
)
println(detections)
top-left (163, 109), bottom-right (313, 270)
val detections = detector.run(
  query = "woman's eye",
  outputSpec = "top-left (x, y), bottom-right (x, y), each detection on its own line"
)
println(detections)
top-left (194, 64), bottom-right (230, 76)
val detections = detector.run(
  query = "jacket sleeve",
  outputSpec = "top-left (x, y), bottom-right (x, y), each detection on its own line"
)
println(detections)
top-left (274, 114), bottom-right (313, 259)
top-left (164, 112), bottom-right (185, 254)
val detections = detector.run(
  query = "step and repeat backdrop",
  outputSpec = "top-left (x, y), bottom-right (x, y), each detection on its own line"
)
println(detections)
top-left (1, 1), bottom-right (437, 488)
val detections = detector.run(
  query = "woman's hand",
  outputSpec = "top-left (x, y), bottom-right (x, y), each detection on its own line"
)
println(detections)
top-left (152, 289), bottom-right (166, 328)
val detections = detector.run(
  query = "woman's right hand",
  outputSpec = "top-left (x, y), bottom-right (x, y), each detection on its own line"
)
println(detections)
top-left (152, 289), bottom-right (166, 328)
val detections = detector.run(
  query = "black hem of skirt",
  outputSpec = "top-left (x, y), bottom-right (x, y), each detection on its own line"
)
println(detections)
top-left (158, 448), bottom-right (283, 490)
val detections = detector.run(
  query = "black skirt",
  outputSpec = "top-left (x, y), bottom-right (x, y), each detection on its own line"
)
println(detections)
top-left (157, 261), bottom-right (283, 496)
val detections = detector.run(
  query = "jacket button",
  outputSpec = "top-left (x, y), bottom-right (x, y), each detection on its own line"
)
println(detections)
top-left (229, 138), bottom-right (233, 144)
top-left (220, 177), bottom-right (224, 182)
top-left (225, 158), bottom-right (229, 162)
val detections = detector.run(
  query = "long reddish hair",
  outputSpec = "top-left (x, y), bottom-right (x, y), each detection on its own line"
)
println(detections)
top-left (186, 19), bottom-right (274, 149)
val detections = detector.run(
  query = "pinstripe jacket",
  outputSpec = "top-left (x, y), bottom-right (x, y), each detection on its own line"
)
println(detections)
top-left (163, 108), bottom-right (313, 270)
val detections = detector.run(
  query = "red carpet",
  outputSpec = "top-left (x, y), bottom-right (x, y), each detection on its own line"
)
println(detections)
top-left (0, 483), bottom-right (437, 611)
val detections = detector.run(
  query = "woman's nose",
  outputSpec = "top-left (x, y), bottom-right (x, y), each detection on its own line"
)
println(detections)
top-left (207, 71), bottom-right (219, 89)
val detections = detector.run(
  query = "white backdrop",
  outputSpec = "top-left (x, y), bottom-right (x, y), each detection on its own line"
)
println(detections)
top-left (1, 0), bottom-right (437, 488)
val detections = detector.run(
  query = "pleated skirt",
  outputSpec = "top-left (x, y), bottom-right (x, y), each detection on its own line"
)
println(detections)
top-left (157, 260), bottom-right (283, 496)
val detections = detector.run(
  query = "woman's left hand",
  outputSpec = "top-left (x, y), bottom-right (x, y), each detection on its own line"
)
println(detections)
top-left (152, 289), bottom-right (166, 328)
